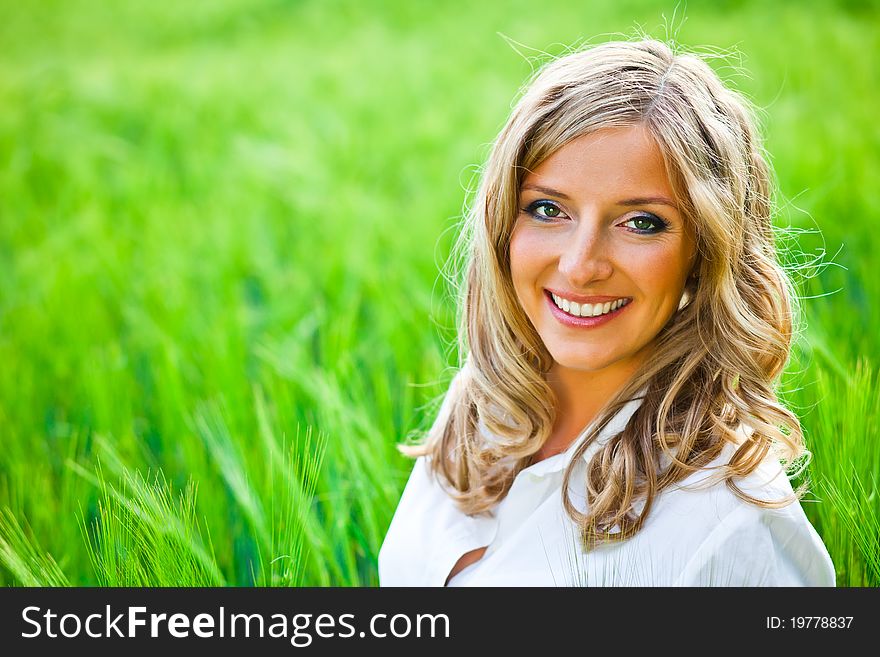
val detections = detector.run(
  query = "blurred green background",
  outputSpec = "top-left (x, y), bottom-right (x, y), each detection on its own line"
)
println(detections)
top-left (0, 0), bottom-right (878, 586)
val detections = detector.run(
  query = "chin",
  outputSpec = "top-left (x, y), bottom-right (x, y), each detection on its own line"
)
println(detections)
top-left (546, 347), bottom-right (618, 373)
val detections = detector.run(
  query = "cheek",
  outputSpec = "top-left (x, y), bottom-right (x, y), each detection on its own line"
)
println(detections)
top-left (508, 227), bottom-right (548, 292)
top-left (620, 241), bottom-right (690, 297)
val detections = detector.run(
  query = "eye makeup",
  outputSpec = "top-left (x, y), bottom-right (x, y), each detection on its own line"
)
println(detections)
top-left (520, 200), bottom-right (670, 235)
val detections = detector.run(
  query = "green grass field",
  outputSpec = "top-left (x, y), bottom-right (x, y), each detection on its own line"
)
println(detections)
top-left (1, 0), bottom-right (878, 586)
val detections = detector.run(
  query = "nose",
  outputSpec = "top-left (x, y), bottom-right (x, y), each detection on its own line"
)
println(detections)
top-left (557, 219), bottom-right (613, 288)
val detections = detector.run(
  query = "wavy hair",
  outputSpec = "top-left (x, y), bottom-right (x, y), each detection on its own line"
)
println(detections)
top-left (399, 38), bottom-right (810, 550)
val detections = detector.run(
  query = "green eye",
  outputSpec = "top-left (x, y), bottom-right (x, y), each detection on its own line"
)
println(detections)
top-left (523, 200), bottom-right (566, 222)
top-left (623, 214), bottom-right (668, 234)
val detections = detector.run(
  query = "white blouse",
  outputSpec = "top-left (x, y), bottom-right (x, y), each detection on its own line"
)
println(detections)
top-left (378, 377), bottom-right (836, 587)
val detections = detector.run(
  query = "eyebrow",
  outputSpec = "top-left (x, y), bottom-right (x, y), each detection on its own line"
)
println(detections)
top-left (520, 184), bottom-right (678, 209)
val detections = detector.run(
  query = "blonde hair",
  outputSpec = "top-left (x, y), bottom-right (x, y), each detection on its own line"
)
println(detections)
top-left (400, 38), bottom-right (809, 550)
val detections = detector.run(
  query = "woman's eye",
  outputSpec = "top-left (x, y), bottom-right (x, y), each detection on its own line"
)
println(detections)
top-left (523, 200), bottom-right (566, 221)
top-left (622, 214), bottom-right (668, 234)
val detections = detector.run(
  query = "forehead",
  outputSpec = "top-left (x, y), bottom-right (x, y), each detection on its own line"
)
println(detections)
top-left (521, 125), bottom-right (676, 202)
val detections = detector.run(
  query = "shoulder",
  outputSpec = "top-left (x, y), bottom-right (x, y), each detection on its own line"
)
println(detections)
top-left (671, 496), bottom-right (836, 586)
top-left (379, 454), bottom-right (497, 586)
top-left (650, 440), bottom-right (836, 586)
top-left (385, 455), bottom-right (444, 519)
top-left (377, 456), bottom-right (438, 585)
top-left (378, 455), bottom-right (461, 558)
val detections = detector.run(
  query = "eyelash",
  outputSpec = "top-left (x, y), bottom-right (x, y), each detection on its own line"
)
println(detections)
top-left (521, 200), bottom-right (669, 234)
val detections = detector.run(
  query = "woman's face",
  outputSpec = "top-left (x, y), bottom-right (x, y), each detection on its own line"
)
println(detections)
top-left (509, 124), bottom-right (697, 377)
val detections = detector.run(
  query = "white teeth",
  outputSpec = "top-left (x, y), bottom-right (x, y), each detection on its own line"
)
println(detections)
top-left (550, 293), bottom-right (629, 318)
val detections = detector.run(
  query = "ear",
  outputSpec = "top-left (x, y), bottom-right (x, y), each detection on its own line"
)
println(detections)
top-left (686, 252), bottom-right (701, 282)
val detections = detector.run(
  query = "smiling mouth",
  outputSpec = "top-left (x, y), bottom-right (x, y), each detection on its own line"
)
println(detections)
top-left (547, 292), bottom-right (632, 318)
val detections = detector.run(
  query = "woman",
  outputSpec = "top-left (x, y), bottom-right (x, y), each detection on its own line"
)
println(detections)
top-left (378, 38), bottom-right (836, 586)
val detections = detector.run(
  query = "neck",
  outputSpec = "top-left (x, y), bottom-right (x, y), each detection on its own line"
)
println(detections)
top-left (545, 356), bottom-right (646, 439)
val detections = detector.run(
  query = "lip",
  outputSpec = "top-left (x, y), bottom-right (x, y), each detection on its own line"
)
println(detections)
top-left (544, 290), bottom-right (631, 328)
